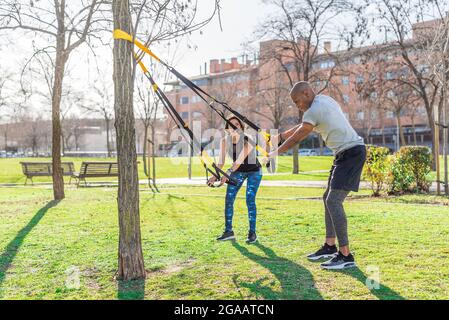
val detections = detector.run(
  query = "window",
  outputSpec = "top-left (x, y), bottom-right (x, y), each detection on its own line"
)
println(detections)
top-left (387, 90), bottom-right (395, 98)
top-left (181, 112), bottom-right (189, 119)
top-left (180, 96), bottom-right (189, 105)
top-left (356, 75), bottom-right (364, 84)
top-left (343, 95), bottom-right (350, 104)
top-left (191, 96), bottom-right (202, 104)
top-left (342, 76), bottom-right (350, 86)
top-left (370, 91), bottom-right (378, 100)
top-left (193, 79), bottom-right (208, 86)
top-left (386, 71), bottom-right (395, 80)
top-left (386, 111), bottom-right (394, 119)
top-left (236, 89), bottom-right (249, 97)
top-left (356, 111), bottom-right (364, 120)
top-left (371, 111), bottom-right (378, 120)
top-left (320, 59), bottom-right (335, 69)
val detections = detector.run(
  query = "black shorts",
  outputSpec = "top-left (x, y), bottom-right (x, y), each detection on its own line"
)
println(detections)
top-left (328, 145), bottom-right (367, 192)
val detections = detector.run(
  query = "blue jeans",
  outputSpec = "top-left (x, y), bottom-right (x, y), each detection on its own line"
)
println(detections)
top-left (225, 169), bottom-right (263, 233)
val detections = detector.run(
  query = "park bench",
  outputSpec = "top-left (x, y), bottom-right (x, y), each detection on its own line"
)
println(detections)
top-left (20, 162), bottom-right (75, 185)
top-left (72, 161), bottom-right (119, 187)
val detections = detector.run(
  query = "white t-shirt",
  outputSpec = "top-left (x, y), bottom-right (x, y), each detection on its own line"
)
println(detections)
top-left (302, 95), bottom-right (364, 155)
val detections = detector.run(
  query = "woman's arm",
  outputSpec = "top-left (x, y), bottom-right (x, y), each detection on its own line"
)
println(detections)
top-left (216, 138), bottom-right (226, 170)
top-left (229, 140), bottom-right (253, 173)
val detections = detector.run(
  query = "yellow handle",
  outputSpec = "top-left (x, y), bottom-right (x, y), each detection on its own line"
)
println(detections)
top-left (113, 29), bottom-right (161, 62)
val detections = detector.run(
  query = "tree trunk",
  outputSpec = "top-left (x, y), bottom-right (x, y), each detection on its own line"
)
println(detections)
top-left (51, 27), bottom-right (67, 200)
top-left (106, 117), bottom-right (111, 157)
top-left (411, 116), bottom-right (417, 145)
top-left (3, 129), bottom-right (7, 150)
top-left (151, 125), bottom-right (156, 186)
top-left (142, 124), bottom-right (149, 179)
top-left (112, 0), bottom-right (146, 281)
top-left (396, 113), bottom-right (406, 147)
top-left (292, 144), bottom-right (299, 174)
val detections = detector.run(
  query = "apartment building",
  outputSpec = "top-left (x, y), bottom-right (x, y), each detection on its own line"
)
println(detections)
top-left (163, 18), bottom-right (440, 152)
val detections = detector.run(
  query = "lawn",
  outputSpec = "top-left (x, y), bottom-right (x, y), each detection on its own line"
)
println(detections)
top-left (0, 184), bottom-right (448, 299)
top-left (0, 156), bottom-right (334, 184)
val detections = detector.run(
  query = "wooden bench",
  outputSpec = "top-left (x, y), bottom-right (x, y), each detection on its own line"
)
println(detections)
top-left (72, 161), bottom-right (119, 187)
top-left (20, 162), bottom-right (75, 185)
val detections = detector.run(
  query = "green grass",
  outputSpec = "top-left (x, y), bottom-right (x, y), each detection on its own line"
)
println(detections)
top-left (0, 156), bottom-right (334, 184)
top-left (0, 185), bottom-right (448, 299)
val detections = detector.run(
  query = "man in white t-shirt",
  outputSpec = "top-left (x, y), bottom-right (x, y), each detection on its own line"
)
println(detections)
top-left (269, 81), bottom-right (366, 270)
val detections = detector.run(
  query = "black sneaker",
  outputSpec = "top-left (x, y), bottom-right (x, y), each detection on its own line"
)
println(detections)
top-left (246, 231), bottom-right (257, 244)
top-left (216, 230), bottom-right (235, 241)
top-left (320, 251), bottom-right (356, 270)
top-left (307, 243), bottom-right (338, 261)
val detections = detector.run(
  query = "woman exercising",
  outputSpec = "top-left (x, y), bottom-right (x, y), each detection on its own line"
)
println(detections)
top-left (208, 116), bottom-right (263, 243)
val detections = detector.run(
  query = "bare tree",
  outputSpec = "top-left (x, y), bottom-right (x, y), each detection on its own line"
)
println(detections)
top-left (112, 0), bottom-right (222, 281)
top-left (0, 0), bottom-right (106, 200)
top-left (367, 0), bottom-right (449, 167)
top-left (426, 4), bottom-right (449, 193)
top-left (135, 68), bottom-right (161, 189)
top-left (252, 70), bottom-right (292, 129)
top-left (253, 0), bottom-right (361, 173)
top-left (83, 81), bottom-right (114, 157)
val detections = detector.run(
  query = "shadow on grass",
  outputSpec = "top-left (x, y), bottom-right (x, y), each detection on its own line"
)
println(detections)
top-left (0, 200), bottom-right (60, 288)
top-left (328, 267), bottom-right (405, 300)
top-left (232, 242), bottom-right (322, 300)
top-left (117, 279), bottom-right (146, 300)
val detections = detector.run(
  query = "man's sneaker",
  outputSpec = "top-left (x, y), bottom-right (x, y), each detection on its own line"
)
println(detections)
top-left (246, 231), bottom-right (257, 244)
top-left (307, 243), bottom-right (338, 261)
top-left (216, 230), bottom-right (235, 241)
top-left (320, 252), bottom-right (356, 270)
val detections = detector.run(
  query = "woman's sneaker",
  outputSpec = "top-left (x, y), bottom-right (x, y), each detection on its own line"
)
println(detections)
top-left (320, 251), bottom-right (356, 270)
top-left (216, 230), bottom-right (235, 241)
top-left (246, 231), bottom-right (257, 244)
top-left (307, 243), bottom-right (338, 261)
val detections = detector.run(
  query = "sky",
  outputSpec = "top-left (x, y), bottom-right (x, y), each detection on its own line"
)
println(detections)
top-left (0, 0), bottom-right (273, 119)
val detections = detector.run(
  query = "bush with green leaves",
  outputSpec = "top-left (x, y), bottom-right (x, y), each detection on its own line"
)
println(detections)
top-left (363, 145), bottom-right (391, 196)
top-left (388, 146), bottom-right (432, 194)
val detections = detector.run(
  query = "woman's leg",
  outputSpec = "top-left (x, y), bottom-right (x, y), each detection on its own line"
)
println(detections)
top-left (245, 170), bottom-right (263, 233)
top-left (224, 172), bottom-right (244, 232)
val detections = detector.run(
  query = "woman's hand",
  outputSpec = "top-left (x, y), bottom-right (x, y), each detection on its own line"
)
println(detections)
top-left (207, 176), bottom-right (218, 187)
top-left (220, 175), bottom-right (229, 185)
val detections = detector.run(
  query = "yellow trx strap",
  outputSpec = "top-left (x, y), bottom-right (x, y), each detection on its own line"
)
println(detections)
top-left (114, 29), bottom-right (161, 62)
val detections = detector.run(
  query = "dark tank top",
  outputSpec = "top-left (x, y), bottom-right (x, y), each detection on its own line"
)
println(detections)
top-left (228, 135), bottom-right (261, 172)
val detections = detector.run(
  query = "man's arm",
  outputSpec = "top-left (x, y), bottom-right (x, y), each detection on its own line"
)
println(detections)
top-left (270, 122), bottom-right (314, 156)
top-left (279, 124), bottom-right (301, 141)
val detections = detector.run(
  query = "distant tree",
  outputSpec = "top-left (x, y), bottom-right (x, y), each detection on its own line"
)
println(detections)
top-left (253, 0), bottom-right (363, 173)
top-left (0, 0), bottom-right (106, 200)
top-left (367, 0), bottom-right (449, 167)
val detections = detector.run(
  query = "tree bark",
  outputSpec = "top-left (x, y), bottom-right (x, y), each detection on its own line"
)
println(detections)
top-left (112, 0), bottom-right (146, 281)
top-left (396, 113), bottom-right (406, 147)
top-left (106, 117), bottom-right (111, 157)
top-left (51, 19), bottom-right (67, 200)
top-left (151, 125), bottom-right (156, 186)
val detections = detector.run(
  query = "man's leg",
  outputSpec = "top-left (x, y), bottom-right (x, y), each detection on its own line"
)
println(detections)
top-left (323, 186), bottom-right (337, 246)
top-left (325, 189), bottom-right (350, 255)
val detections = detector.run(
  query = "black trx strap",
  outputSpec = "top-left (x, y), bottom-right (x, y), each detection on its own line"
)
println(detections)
top-left (135, 58), bottom-right (238, 187)
top-left (114, 29), bottom-right (275, 173)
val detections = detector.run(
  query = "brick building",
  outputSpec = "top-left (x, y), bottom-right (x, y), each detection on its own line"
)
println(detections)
top-left (164, 18), bottom-right (440, 152)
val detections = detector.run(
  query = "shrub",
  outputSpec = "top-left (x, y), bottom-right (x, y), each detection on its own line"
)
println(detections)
top-left (387, 146), bottom-right (432, 194)
top-left (363, 145), bottom-right (391, 196)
